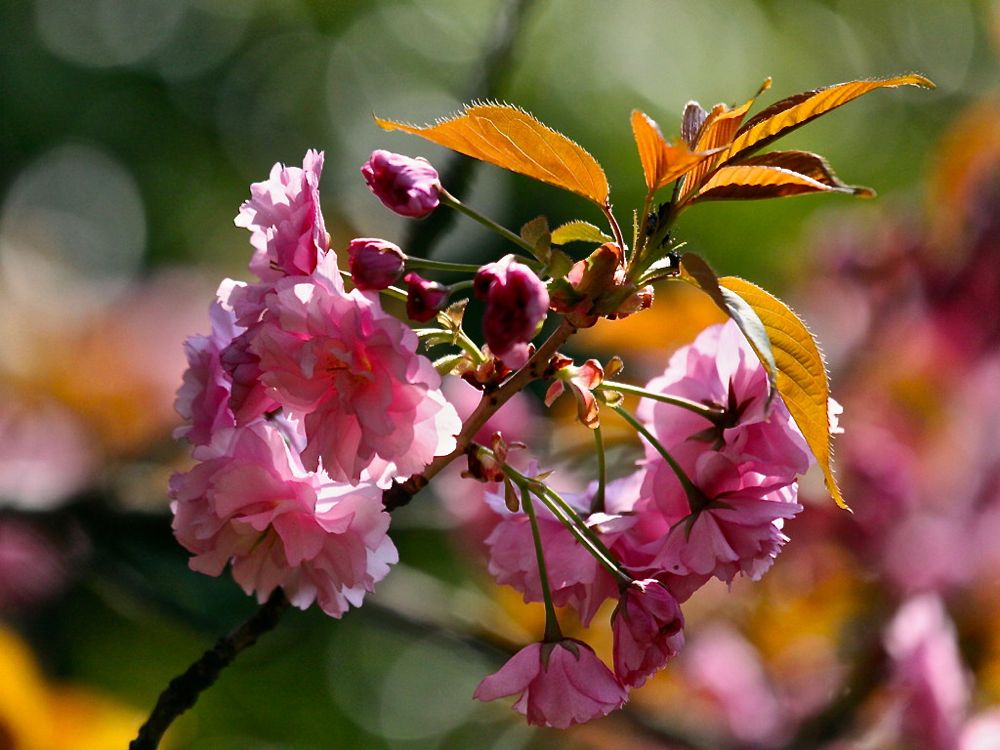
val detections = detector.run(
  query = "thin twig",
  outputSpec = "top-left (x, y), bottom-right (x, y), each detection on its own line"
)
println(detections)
top-left (129, 590), bottom-right (290, 750)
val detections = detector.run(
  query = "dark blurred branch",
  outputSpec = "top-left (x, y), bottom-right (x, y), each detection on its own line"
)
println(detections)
top-left (404, 0), bottom-right (536, 258)
top-left (129, 589), bottom-right (290, 750)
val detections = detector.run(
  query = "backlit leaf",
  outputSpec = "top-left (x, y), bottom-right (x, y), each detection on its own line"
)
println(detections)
top-left (717, 276), bottom-right (846, 509)
top-left (520, 216), bottom-right (551, 262)
top-left (681, 101), bottom-right (708, 149)
top-left (693, 160), bottom-right (873, 201)
top-left (735, 151), bottom-right (875, 196)
top-left (681, 78), bottom-right (772, 198)
top-left (631, 110), bottom-right (713, 192)
top-left (551, 220), bottom-right (613, 245)
top-left (726, 73), bottom-right (935, 159)
top-left (678, 253), bottom-right (777, 392)
top-left (376, 104), bottom-right (609, 205)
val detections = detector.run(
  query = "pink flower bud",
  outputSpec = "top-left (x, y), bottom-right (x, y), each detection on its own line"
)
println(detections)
top-left (347, 238), bottom-right (406, 290)
top-left (612, 578), bottom-right (684, 688)
top-left (474, 255), bottom-right (549, 369)
top-left (361, 150), bottom-right (441, 218)
top-left (403, 272), bottom-right (449, 322)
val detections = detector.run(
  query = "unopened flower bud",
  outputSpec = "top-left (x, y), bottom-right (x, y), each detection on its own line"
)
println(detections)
top-left (474, 255), bottom-right (549, 369)
top-left (361, 150), bottom-right (441, 218)
top-left (347, 238), bottom-right (405, 290)
top-left (403, 272), bottom-right (449, 322)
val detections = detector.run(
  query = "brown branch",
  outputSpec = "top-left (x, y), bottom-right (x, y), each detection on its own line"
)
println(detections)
top-left (129, 589), bottom-right (290, 750)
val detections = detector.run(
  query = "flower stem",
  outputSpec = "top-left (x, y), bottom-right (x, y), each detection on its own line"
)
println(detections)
top-left (439, 188), bottom-right (538, 258)
top-left (611, 404), bottom-right (705, 510)
top-left (405, 257), bottom-right (484, 274)
top-left (600, 380), bottom-right (725, 423)
top-left (520, 484), bottom-right (563, 642)
top-left (601, 202), bottom-right (627, 254)
top-left (592, 425), bottom-right (607, 514)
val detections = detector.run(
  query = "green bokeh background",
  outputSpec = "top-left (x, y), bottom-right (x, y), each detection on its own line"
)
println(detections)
top-left (1, 1), bottom-right (996, 748)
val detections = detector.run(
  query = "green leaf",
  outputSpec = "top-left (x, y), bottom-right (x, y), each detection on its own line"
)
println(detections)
top-left (551, 220), bottom-right (613, 246)
top-left (544, 248), bottom-right (574, 279)
top-left (678, 253), bottom-right (777, 393)
top-left (718, 276), bottom-right (846, 510)
top-left (520, 216), bottom-right (551, 262)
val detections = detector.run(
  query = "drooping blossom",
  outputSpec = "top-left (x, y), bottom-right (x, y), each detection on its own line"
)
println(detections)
top-left (251, 252), bottom-right (461, 483)
top-left (174, 300), bottom-right (240, 445)
top-left (474, 255), bottom-right (549, 369)
top-left (638, 320), bottom-right (812, 480)
top-left (884, 594), bottom-right (969, 750)
top-left (473, 639), bottom-right (626, 728)
top-left (169, 422), bottom-right (398, 618)
top-left (612, 578), bottom-right (685, 688)
top-left (402, 272), bottom-right (449, 322)
top-left (544, 357), bottom-right (604, 428)
top-left (641, 450), bottom-right (802, 598)
top-left (235, 149), bottom-right (328, 280)
top-left (361, 150), bottom-right (441, 218)
top-left (347, 238), bottom-right (405, 290)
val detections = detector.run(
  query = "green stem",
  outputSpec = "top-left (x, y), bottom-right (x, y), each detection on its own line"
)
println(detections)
top-left (405, 257), bottom-right (483, 274)
top-left (600, 380), bottom-right (725, 423)
top-left (439, 188), bottom-right (538, 257)
top-left (611, 404), bottom-right (705, 511)
top-left (448, 279), bottom-right (476, 293)
top-left (520, 484), bottom-right (563, 642)
top-left (592, 426), bottom-right (607, 514)
top-left (498, 458), bottom-right (630, 586)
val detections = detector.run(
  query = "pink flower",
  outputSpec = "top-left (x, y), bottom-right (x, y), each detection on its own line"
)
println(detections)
top-left (252, 252), bottom-right (461, 483)
top-left (474, 639), bottom-right (626, 728)
top-left (638, 320), bottom-right (812, 479)
top-left (403, 272), bottom-right (449, 322)
top-left (347, 238), bottom-right (405, 290)
top-left (174, 300), bottom-right (240, 445)
top-left (235, 150), bottom-right (328, 280)
top-left (474, 255), bottom-right (549, 369)
top-left (169, 422), bottom-right (398, 617)
top-left (642, 450), bottom-right (802, 596)
top-left (544, 357), bottom-right (604, 428)
top-left (361, 150), bottom-right (441, 218)
top-left (612, 578), bottom-right (684, 688)
top-left (885, 594), bottom-right (969, 750)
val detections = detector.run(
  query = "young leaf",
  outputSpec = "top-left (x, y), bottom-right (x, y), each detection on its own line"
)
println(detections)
top-left (681, 78), bottom-right (772, 198)
top-left (551, 220), bottom-right (613, 246)
top-left (631, 110), bottom-right (714, 192)
top-left (692, 160), bottom-right (873, 201)
top-left (717, 276), bottom-right (846, 510)
top-left (520, 216), bottom-right (551, 262)
top-left (677, 253), bottom-right (777, 391)
top-left (726, 73), bottom-right (935, 160)
top-left (375, 104), bottom-right (609, 206)
top-left (734, 151), bottom-right (875, 197)
top-left (680, 101), bottom-right (708, 149)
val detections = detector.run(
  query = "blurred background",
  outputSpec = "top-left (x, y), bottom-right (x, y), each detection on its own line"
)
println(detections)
top-left (1, 1), bottom-right (998, 748)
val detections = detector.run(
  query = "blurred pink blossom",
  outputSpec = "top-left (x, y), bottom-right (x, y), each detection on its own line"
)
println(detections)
top-left (884, 594), bottom-right (969, 750)
top-left (474, 639), bottom-right (626, 728)
top-left (169, 422), bottom-right (397, 618)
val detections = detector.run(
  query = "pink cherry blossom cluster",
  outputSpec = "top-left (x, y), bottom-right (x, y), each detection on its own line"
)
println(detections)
top-left (171, 148), bottom-right (822, 730)
top-left (171, 150), bottom-right (461, 617)
top-left (475, 320), bottom-right (813, 725)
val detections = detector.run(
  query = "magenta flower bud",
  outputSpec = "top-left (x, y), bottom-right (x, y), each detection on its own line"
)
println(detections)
top-left (361, 150), bottom-right (441, 218)
top-left (403, 272), bottom-right (449, 322)
top-left (474, 255), bottom-right (549, 369)
top-left (347, 238), bottom-right (406, 290)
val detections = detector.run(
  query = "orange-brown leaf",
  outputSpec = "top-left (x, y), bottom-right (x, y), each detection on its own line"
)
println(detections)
top-left (681, 78), bottom-right (772, 198)
top-left (376, 104), bottom-right (609, 206)
top-left (692, 161), bottom-right (869, 202)
top-left (631, 110), bottom-right (712, 193)
top-left (717, 277), bottom-right (846, 509)
top-left (726, 73), bottom-right (935, 159)
top-left (735, 151), bottom-right (874, 196)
